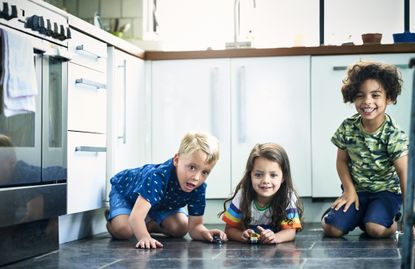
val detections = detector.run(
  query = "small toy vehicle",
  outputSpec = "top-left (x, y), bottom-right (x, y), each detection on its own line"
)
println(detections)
top-left (212, 235), bottom-right (223, 244)
top-left (249, 233), bottom-right (259, 244)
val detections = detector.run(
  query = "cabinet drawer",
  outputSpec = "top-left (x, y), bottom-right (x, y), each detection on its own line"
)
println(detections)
top-left (69, 28), bottom-right (107, 72)
top-left (68, 63), bottom-right (107, 133)
top-left (67, 131), bottom-right (106, 214)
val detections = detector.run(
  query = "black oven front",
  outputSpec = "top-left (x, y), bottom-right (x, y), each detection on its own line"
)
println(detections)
top-left (0, 0), bottom-right (71, 265)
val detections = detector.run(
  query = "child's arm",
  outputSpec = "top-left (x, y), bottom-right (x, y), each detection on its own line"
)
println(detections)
top-left (257, 226), bottom-right (296, 244)
top-left (394, 155), bottom-right (408, 198)
top-left (224, 224), bottom-right (255, 243)
top-left (332, 148), bottom-right (359, 212)
top-left (188, 216), bottom-right (227, 242)
top-left (130, 196), bottom-right (163, 249)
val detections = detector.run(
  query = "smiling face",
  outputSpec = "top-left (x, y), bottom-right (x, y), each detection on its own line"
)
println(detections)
top-left (354, 79), bottom-right (390, 131)
top-left (250, 157), bottom-right (284, 206)
top-left (173, 150), bottom-right (214, 192)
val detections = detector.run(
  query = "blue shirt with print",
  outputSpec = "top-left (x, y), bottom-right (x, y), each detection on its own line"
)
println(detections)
top-left (110, 158), bottom-right (206, 216)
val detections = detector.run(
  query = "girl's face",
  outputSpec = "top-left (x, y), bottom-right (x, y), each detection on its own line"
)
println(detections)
top-left (173, 150), bottom-right (214, 192)
top-left (250, 157), bottom-right (284, 206)
top-left (354, 79), bottom-right (390, 129)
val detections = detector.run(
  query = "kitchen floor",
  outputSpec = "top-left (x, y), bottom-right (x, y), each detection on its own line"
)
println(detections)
top-left (3, 223), bottom-right (413, 269)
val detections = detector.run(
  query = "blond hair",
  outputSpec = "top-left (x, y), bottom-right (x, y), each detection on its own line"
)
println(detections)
top-left (178, 131), bottom-right (220, 165)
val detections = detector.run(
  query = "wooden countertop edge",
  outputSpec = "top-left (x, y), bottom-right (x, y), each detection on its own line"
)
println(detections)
top-left (144, 43), bottom-right (415, 60)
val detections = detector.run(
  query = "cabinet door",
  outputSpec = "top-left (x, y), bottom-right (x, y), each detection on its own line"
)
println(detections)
top-left (151, 59), bottom-right (231, 198)
top-left (67, 131), bottom-right (106, 214)
top-left (311, 53), bottom-right (414, 197)
top-left (230, 56), bottom-right (311, 197)
top-left (106, 48), bottom-right (147, 200)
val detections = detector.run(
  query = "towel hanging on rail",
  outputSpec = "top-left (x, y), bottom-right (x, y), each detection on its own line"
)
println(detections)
top-left (0, 28), bottom-right (37, 117)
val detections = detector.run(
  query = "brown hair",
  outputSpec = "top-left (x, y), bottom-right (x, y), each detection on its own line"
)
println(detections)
top-left (341, 61), bottom-right (403, 104)
top-left (219, 143), bottom-right (303, 231)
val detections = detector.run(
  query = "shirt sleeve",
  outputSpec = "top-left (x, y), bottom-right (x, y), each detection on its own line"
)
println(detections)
top-left (187, 183), bottom-right (206, 216)
top-left (331, 120), bottom-right (347, 150)
top-left (222, 190), bottom-right (243, 228)
top-left (387, 128), bottom-right (409, 162)
top-left (280, 192), bottom-right (302, 231)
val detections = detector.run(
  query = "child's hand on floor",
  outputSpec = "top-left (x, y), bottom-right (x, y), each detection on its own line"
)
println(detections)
top-left (204, 229), bottom-right (227, 243)
top-left (136, 235), bottom-right (163, 249)
top-left (241, 229), bottom-right (256, 242)
top-left (257, 226), bottom-right (277, 244)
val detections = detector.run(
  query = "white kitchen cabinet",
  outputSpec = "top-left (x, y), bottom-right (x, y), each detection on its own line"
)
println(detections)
top-left (106, 47), bottom-right (147, 200)
top-left (230, 56), bottom-right (312, 197)
top-left (150, 59), bottom-right (232, 198)
top-left (67, 132), bottom-right (106, 214)
top-left (311, 53), bottom-right (414, 197)
top-left (67, 28), bottom-right (107, 213)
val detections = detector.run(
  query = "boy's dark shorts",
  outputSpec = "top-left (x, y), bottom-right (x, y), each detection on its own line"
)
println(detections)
top-left (323, 191), bottom-right (402, 233)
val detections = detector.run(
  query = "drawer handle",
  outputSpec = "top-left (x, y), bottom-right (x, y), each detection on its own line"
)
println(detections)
top-left (75, 44), bottom-right (105, 59)
top-left (75, 146), bottom-right (106, 153)
top-left (333, 64), bottom-right (408, 71)
top-left (75, 78), bottom-right (107, 90)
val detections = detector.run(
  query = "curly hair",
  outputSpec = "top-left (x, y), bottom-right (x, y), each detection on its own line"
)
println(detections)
top-left (219, 143), bottom-right (303, 231)
top-left (341, 61), bottom-right (403, 104)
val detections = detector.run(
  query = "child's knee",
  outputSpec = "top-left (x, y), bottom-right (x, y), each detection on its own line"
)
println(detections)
top-left (322, 222), bottom-right (344, 237)
top-left (365, 222), bottom-right (396, 238)
top-left (107, 222), bottom-right (133, 239)
top-left (162, 215), bottom-right (188, 237)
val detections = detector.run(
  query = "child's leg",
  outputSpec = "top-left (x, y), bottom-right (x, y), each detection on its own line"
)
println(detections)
top-left (106, 214), bottom-right (134, 239)
top-left (322, 192), bottom-right (368, 237)
top-left (148, 208), bottom-right (188, 238)
top-left (363, 191), bottom-right (401, 238)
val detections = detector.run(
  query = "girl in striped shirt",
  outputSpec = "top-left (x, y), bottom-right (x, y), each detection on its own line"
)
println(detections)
top-left (220, 143), bottom-right (303, 244)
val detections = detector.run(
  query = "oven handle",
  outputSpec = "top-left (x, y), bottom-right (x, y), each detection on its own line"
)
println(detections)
top-left (33, 45), bottom-right (72, 62)
top-left (75, 146), bottom-right (107, 153)
top-left (76, 44), bottom-right (106, 59)
top-left (75, 78), bottom-right (107, 90)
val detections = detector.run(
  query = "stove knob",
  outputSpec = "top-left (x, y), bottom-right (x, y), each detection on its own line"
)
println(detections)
top-left (38, 16), bottom-right (46, 34)
top-left (52, 22), bottom-right (60, 38)
top-left (25, 15), bottom-right (40, 31)
top-left (57, 25), bottom-right (66, 40)
top-left (45, 19), bottom-right (53, 36)
top-left (0, 2), bottom-right (9, 20)
top-left (10, 5), bottom-right (17, 20)
top-left (66, 27), bottom-right (71, 39)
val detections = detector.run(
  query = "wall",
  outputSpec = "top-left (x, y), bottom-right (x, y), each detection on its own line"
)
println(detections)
top-left (44, 0), bottom-right (144, 40)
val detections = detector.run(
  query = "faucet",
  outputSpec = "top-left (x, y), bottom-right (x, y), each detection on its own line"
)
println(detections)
top-left (226, 0), bottom-right (256, 49)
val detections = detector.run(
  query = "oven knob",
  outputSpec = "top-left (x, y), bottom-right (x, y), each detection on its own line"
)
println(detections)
top-left (38, 16), bottom-right (47, 34)
top-left (66, 27), bottom-right (72, 39)
top-left (52, 22), bottom-right (60, 38)
top-left (0, 2), bottom-right (8, 20)
top-left (25, 15), bottom-right (40, 31)
top-left (46, 19), bottom-right (53, 36)
top-left (10, 5), bottom-right (17, 19)
top-left (57, 25), bottom-right (66, 40)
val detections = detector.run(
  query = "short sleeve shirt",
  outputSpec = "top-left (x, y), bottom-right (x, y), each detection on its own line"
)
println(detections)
top-left (110, 158), bottom-right (206, 216)
top-left (222, 189), bottom-right (302, 231)
top-left (331, 113), bottom-right (408, 194)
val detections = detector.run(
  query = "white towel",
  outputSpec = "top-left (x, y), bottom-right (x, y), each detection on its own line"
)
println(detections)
top-left (0, 28), bottom-right (37, 117)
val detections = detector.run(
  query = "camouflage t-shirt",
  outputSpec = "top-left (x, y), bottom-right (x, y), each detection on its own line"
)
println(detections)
top-left (331, 113), bottom-right (408, 194)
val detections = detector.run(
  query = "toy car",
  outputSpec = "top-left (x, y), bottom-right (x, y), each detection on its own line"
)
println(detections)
top-left (249, 233), bottom-right (259, 244)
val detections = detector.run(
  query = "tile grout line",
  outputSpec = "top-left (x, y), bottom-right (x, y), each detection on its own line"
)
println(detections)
top-left (97, 259), bottom-right (123, 269)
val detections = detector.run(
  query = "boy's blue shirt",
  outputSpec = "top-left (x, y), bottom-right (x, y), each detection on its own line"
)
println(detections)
top-left (110, 158), bottom-right (206, 216)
